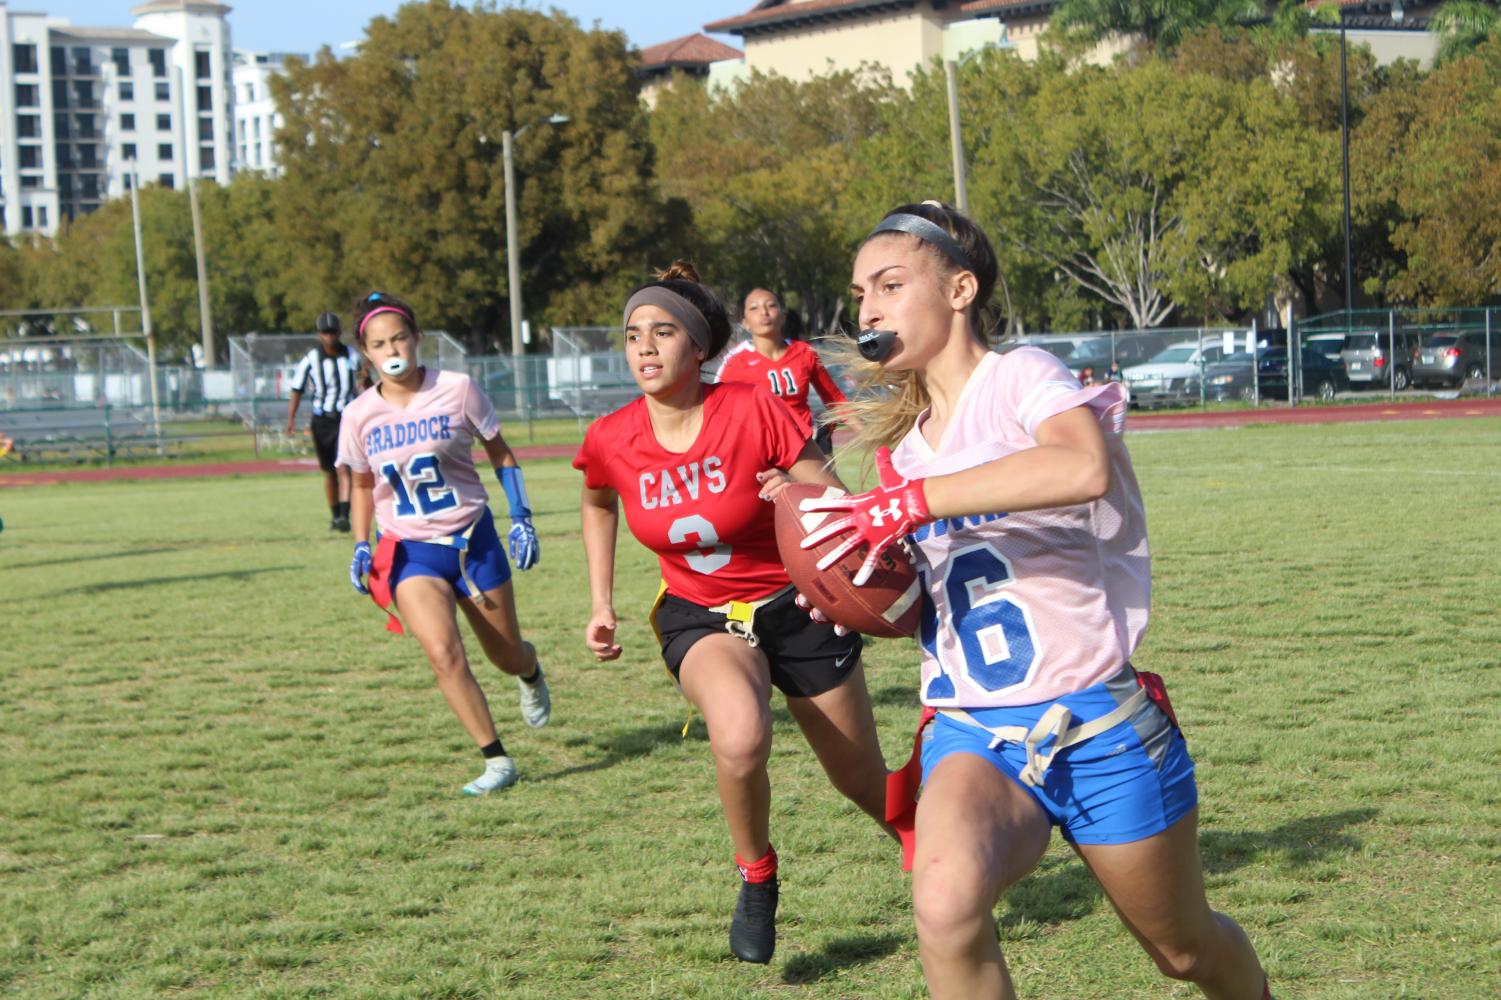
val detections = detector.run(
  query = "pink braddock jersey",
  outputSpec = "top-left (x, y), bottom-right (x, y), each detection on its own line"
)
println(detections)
top-left (891, 348), bottom-right (1149, 709)
top-left (336, 368), bottom-right (499, 541)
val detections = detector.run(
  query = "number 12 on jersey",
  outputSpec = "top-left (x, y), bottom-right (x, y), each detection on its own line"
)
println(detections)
top-left (380, 452), bottom-right (458, 518)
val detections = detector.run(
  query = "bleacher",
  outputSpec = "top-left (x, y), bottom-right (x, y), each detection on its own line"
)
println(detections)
top-left (0, 406), bottom-right (159, 462)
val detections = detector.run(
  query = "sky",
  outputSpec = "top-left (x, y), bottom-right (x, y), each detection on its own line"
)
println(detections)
top-left (31, 1), bottom-right (751, 55)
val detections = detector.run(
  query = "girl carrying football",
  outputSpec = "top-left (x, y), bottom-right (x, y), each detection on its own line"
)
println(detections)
top-left (714, 288), bottom-right (849, 454)
top-left (574, 262), bottom-right (890, 965)
top-left (801, 203), bottom-right (1274, 999)
top-left (338, 292), bottom-right (550, 797)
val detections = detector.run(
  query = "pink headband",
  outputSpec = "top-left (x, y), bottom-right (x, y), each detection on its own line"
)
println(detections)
top-left (357, 306), bottom-right (414, 340)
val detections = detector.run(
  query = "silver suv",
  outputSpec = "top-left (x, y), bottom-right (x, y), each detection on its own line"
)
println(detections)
top-left (1340, 329), bottom-right (1420, 391)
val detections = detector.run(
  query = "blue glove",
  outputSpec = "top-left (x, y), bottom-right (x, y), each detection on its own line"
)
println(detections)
top-left (497, 466), bottom-right (540, 570)
top-left (350, 541), bottom-right (372, 594)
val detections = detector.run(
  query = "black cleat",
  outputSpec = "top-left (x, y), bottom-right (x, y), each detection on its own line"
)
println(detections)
top-left (334, 516), bottom-right (351, 533)
top-left (729, 876), bottom-right (778, 963)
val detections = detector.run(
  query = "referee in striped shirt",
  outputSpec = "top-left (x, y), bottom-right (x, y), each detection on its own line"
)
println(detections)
top-left (286, 312), bottom-right (370, 531)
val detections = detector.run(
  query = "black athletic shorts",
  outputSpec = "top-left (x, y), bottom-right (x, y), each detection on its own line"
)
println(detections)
top-left (652, 586), bottom-right (864, 699)
top-left (310, 412), bottom-right (341, 472)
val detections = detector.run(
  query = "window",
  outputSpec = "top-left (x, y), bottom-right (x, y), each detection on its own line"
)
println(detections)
top-left (198, 117), bottom-right (213, 142)
top-left (19, 145), bottom-right (40, 168)
top-left (37, 207), bottom-right (49, 229)
top-left (197, 85), bottom-right (212, 112)
top-left (50, 47), bottom-right (65, 74)
top-left (79, 145), bottom-right (98, 168)
top-left (253, 117), bottom-right (262, 139)
top-left (72, 47), bottom-right (93, 75)
top-left (12, 44), bottom-right (38, 74)
top-left (237, 120), bottom-right (247, 142)
top-left (158, 173), bottom-right (174, 189)
top-left (51, 79), bottom-right (69, 107)
top-left (53, 114), bottom-right (71, 138)
top-left (242, 82), bottom-right (254, 102)
top-left (80, 174), bottom-right (99, 198)
top-left (194, 50), bottom-right (211, 79)
top-left (112, 47), bottom-right (130, 74)
top-left (158, 142), bottom-right (173, 159)
top-left (156, 113), bottom-right (171, 130)
top-left (124, 173), bottom-right (134, 191)
top-left (123, 142), bottom-right (137, 160)
top-left (119, 80), bottom-right (134, 101)
top-left (59, 175), bottom-right (73, 196)
top-left (21, 207), bottom-right (33, 228)
top-left (121, 112), bottom-right (135, 131)
top-left (199, 146), bottom-right (215, 170)
top-left (15, 83), bottom-right (39, 107)
top-left (76, 115), bottom-right (97, 139)
top-left (56, 145), bottom-right (73, 168)
top-left (149, 48), bottom-right (167, 77)
top-left (73, 80), bottom-right (95, 107)
top-left (21, 175), bottom-right (40, 189)
top-left (17, 114), bottom-right (40, 138)
top-left (155, 81), bottom-right (170, 101)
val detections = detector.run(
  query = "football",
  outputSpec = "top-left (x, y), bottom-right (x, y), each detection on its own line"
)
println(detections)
top-left (773, 483), bottom-right (922, 639)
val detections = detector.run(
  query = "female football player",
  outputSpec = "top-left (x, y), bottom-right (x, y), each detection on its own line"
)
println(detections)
top-left (800, 204), bottom-right (1274, 1000)
top-left (574, 262), bottom-right (890, 965)
top-left (338, 292), bottom-right (549, 797)
top-left (714, 287), bottom-right (849, 454)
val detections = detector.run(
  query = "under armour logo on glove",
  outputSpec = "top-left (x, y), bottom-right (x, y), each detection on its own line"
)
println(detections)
top-left (798, 446), bottom-right (933, 586)
top-left (508, 520), bottom-right (539, 571)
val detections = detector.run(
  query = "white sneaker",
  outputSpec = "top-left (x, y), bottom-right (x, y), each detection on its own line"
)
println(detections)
top-left (462, 756), bottom-right (518, 796)
top-left (518, 665), bottom-right (550, 729)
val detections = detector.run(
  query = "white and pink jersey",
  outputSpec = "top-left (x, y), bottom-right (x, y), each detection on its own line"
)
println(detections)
top-left (891, 348), bottom-right (1149, 709)
top-left (336, 368), bottom-right (499, 541)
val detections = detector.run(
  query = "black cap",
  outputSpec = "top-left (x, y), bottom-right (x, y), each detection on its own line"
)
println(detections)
top-left (316, 312), bottom-right (341, 333)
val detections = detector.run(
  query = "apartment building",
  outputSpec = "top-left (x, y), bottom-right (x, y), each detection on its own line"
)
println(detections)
top-left (232, 50), bottom-right (296, 176)
top-left (0, 0), bottom-right (233, 238)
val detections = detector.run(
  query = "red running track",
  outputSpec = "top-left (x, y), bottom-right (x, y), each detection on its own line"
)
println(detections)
top-left (3, 398), bottom-right (1498, 488)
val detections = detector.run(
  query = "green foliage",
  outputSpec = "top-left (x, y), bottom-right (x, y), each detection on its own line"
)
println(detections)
top-left (271, 1), bottom-right (669, 348)
top-left (1431, 0), bottom-right (1501, 64)
top-left (649, 67), bottom-right (897, 330)
top-left (1053, 0), bottom-right (1264, 52)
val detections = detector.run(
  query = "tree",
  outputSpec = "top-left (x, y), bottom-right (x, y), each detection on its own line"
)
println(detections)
top-left (1053, 0), bottom-right (1263, 53)
top-left (271, 1), bottom-right (670, 350)
top-left (649, 67), bottom-right (897, 332)
top-left (1431, 0), bottom-right (1501, 64)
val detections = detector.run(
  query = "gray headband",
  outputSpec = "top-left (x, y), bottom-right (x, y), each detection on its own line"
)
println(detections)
top-left (867, 213), bottom-right (973, 272)
top-left (622, 286), bottom-right (711, 355)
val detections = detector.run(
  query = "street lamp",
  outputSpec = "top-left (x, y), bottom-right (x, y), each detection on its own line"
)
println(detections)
top-left (941, 21), bottom-right (1006, 214)
top-left (502, 113), bottom-right (569, 362)
top-left (1339, 14), bottom-right (1354, 320)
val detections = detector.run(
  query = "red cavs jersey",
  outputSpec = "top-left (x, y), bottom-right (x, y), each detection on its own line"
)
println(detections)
top-left (714, 339), bottom-right (846, 437)
top-left (574, 382), bottom-right (808, 607)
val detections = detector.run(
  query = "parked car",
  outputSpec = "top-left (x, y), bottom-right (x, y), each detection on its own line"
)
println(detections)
top-left (1410, 331), bottom-right (1500, 388)
top-left (1340, 328), bottom-right (1421, 391)
top-left (995, 334), bottom-right (1099, 360)
top-left (1200, 351), bottom-right (1257, 402)
top-left (1121, 339), bottom-right (1228, 407)
top-left (1062, 332), bottom-right (1172, 379)
top-left (1255, 347), bottom-right (1350, 401)
top-left (1303, 333), bottom-right (1347, 363)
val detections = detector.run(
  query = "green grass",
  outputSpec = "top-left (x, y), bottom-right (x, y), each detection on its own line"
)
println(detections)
top-left (1, 419), bottom-right (1498, 998)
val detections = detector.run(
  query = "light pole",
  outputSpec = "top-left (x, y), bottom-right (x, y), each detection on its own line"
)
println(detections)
top-left (502, 113), bottom-right (568, 414)
top-left (127, 166), bottom-right (161, 441)
top-left (941, 21), bottom-right (1006, 214)
top-left (944, 59), bottom-right (969, 214)
top-left (1339, 16), bottom-right (1354, 320)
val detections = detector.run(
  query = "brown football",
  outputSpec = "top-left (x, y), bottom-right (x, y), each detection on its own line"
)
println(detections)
top-left (773, 482), bottom-right (921, 639)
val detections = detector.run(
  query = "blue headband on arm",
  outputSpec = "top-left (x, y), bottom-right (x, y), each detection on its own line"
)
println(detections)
top-left (866, 213), bottom-right (973, 272)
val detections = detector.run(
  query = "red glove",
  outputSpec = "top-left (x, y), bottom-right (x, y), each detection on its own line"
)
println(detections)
top-left (799, 446), bottom-right (932, 586)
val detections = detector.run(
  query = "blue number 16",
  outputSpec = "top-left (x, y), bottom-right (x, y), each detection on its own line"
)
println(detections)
top-left (918, 542), bottom-right (1040, 701)
top-left (379, 452), bottom-right (458, 518)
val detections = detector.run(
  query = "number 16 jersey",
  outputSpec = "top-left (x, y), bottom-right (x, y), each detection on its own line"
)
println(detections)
top-left (891, 348), bottom-right (1151, 709)
top-left (336, 368), bottom-right (498, 541)
top-left (573, 382), bottom-right (807, 607)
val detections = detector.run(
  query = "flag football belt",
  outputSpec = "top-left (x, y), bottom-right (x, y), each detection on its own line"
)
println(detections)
top-left (367, 515), bottom-right (489, 636)
top-left (647, 582), bottom-right (795, 737)
top-left (884, 668), bottom-right (1178, 871)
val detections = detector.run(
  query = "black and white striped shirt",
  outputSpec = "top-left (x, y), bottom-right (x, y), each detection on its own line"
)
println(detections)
top-left (291, 345), bottom-right (363, 416)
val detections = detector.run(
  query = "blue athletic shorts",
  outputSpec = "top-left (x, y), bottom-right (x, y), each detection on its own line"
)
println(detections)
top-left (388, 508), bottom-right (511, 599)
top-left (921, 668), bottom-right (1197, 846)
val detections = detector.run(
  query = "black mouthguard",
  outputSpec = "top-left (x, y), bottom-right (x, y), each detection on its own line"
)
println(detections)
top-left (856, 329), bottom-right (897, 362)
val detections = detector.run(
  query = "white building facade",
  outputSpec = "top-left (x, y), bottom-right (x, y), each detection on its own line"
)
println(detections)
top-left (231, 50), bottom-right (296, 176)
top-left (0, 0), bottom-right (234, 238)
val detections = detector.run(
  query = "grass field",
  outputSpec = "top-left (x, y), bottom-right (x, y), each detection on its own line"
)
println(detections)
top-left (1, 419), bottom-right (1498, 999)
